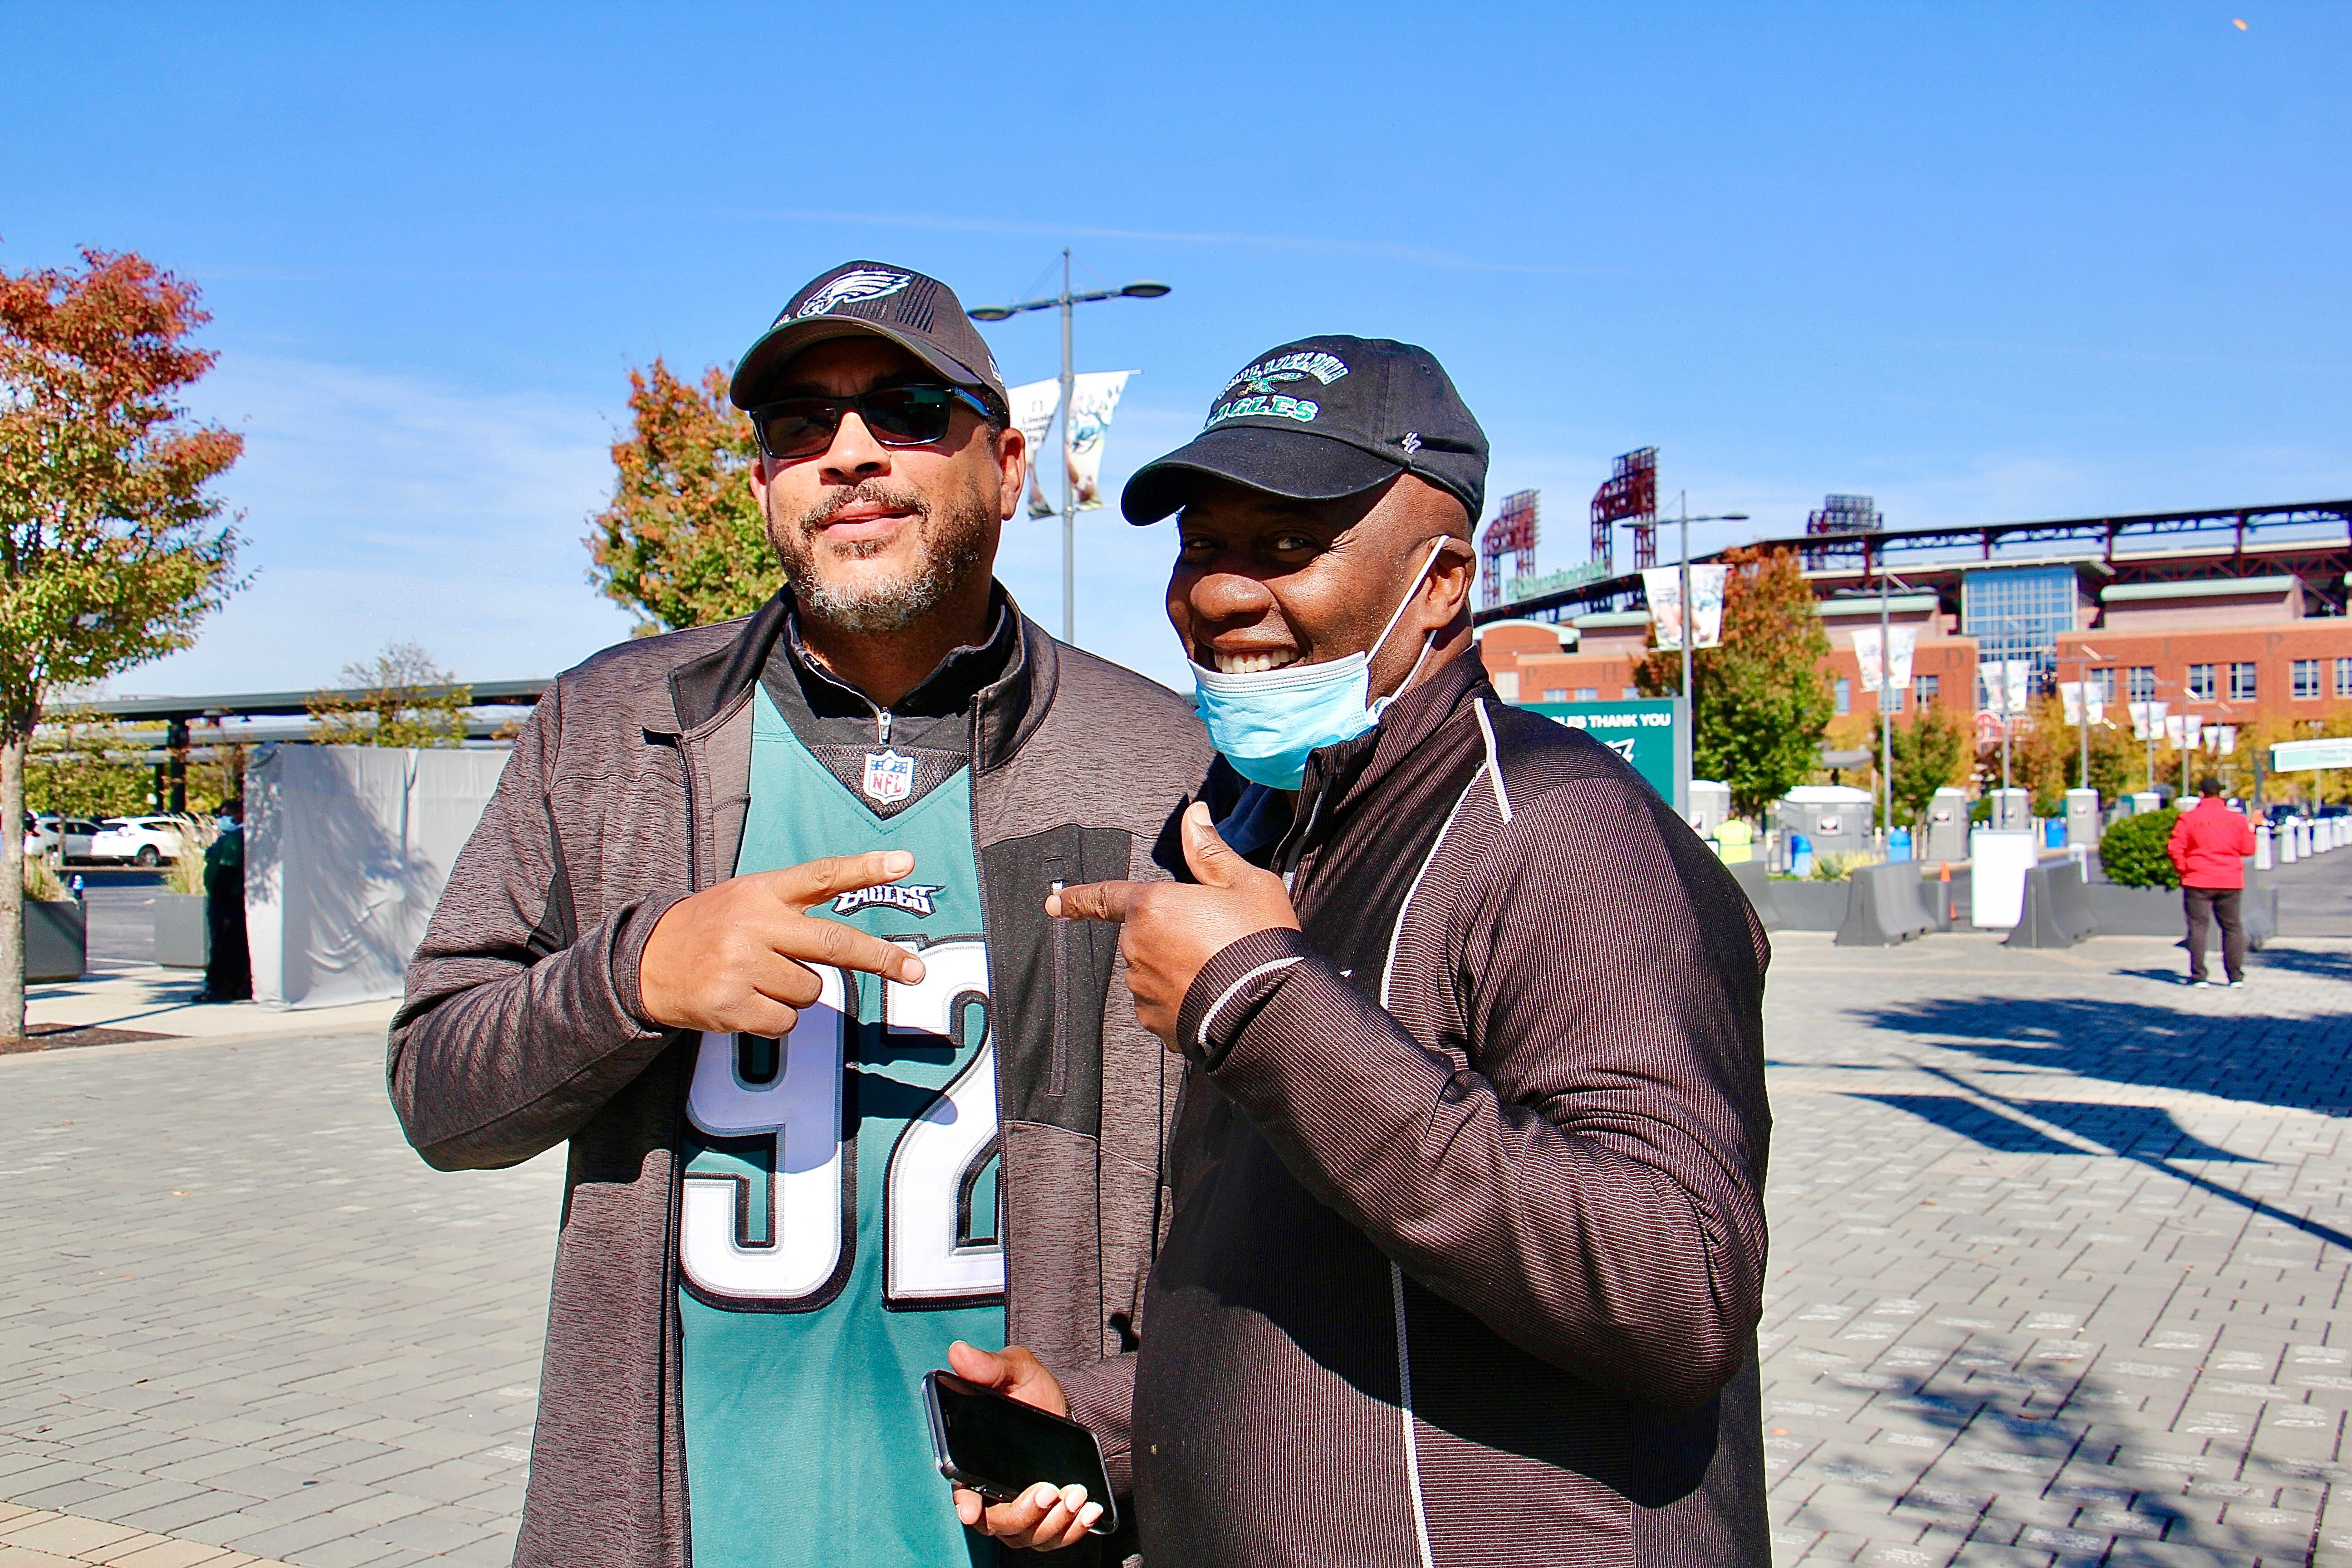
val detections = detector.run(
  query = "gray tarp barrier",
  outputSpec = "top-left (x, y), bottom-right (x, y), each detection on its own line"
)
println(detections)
top-left (246, 744), bottom-right (511, 1010)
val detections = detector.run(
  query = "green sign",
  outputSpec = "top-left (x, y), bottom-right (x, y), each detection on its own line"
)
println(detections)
top-left (1521, 697), bottom-right (1690, 815)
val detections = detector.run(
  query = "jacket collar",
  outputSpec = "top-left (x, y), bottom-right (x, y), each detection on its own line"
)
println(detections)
top-left (1265, 643), bottom-right (1491, 867)
top-left (665, 582), bottom-right (1059, 775)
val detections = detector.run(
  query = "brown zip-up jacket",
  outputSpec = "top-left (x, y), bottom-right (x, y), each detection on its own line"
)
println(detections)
top-left (387, 588), bottom-right (1212, 1568)
top-left (1134, 650), bottom-right (1772, 1566)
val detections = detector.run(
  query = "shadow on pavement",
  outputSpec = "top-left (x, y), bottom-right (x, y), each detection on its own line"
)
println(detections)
top-left (1844, 993), bottom-right (2352, 1116)
top-left (1847, 1065), bottom-right (2352, 1255)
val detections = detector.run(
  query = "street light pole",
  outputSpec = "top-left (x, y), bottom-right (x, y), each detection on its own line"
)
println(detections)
top-left (1057, 251), bottom-right (1076, 645)
top-left (1666, 494), bottom-right (1746, 763)
top-left (968, 255), bottom-right (1171, 643)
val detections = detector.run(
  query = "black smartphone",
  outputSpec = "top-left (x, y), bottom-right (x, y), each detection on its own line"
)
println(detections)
top-left (923, 1370), bottom-right (1119, 1537)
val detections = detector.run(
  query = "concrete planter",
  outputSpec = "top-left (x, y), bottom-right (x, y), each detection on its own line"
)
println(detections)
top-left (1771, 881), bottom-right (1853, 932)
top-left (2084, 882), bottom-right (2276, 949)
top-left (24, 898), bottom-right (86, 984)
top-left (154, 892), bottom-right (211, 969)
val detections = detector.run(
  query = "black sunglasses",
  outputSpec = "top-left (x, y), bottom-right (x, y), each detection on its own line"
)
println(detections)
top-left (749, 384), bottom-right (997, 461)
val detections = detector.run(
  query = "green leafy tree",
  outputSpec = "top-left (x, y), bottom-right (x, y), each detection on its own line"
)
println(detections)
top-left (1, 248), bottom-right (244, 1043)
top-left (1870, 698), bottom-right (1972, 828)
top-left (27, 712), bottom-right (160, 819)
top-left (309, 642), bottom-right (471, 747)
top-left (585, 359), bottom-right (774, 633)
top-left (1637, 546), bottom-right (1833, 817)
top-left (2099, 807), bottom-right (2180, 888)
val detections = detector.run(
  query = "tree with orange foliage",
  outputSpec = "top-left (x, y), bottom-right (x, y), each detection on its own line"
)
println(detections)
top-left (584, 359), bottom-right (774, 634)
top-left (0, 248), bottom-right (244, 1043)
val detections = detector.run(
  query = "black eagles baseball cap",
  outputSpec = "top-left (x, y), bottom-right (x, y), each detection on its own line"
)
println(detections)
top-left (1122, 335), bottom-right (1487, 525)
top-left (730, 260), bottom-right (1009, 413)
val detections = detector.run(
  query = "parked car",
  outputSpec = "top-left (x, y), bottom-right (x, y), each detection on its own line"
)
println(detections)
top-left (87, 816), bottom-right (194, 867)
top-left (23, 813), bottom-right (102, 862)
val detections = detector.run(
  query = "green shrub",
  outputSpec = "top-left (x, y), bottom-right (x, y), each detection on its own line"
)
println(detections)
top-left (2101, 807), bottom-right (2180, 888)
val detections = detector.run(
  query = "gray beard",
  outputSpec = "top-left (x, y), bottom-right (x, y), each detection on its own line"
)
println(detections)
top-left (770, 482), bottom-right (992, 634)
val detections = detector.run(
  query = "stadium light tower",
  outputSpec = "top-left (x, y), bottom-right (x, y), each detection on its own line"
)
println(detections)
top-left (968, 251), bottom-right (1171, 642)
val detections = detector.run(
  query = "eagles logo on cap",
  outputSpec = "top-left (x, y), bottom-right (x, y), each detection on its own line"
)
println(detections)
top-left (730, 260), bottom-right (1009, 415)
top-left (1122, 335), bottom-right (1489, 526)
top-left (789, 268), bottom-right (912, 323)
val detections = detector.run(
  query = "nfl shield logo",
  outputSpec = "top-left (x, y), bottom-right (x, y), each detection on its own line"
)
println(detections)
top-left (862, 748), bottom-right (915, 804)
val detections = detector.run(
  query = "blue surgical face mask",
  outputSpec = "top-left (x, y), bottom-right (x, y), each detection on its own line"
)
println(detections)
top-left (1191, 540), bottom-right (1447, 791)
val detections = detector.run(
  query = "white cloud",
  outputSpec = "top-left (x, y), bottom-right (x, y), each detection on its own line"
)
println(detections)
top-left (124, 356), bottom-right (638, 694)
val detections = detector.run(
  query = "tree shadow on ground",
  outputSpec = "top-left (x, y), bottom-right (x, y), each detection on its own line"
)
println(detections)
top-left (2251, 946), bottom-right (2352, 982)
top-left (1847, 1068), bottom-right (2352, 1255)
top-left (1782, 1341), bottom-right (2333, 1565)
top-left (1842, 992), bottom-right (2352, 1116)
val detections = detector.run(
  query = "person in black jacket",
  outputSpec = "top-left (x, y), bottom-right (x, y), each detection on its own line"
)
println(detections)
top-left (1046, 337), bottom-right (1774, 1567)
top-left (195, 797), bottom-right (251, 1003)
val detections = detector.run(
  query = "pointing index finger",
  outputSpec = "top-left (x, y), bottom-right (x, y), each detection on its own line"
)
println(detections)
top-left (1046, 880), bottom-right (1144, 924)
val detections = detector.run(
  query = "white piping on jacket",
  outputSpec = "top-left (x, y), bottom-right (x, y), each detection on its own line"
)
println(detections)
top-left (1471, 697), bottom-right (1513, 823)
top-left (1379, 771), bottom-right (1480, 1568)
top-left (1193, 956), bottom-right (1305, 1055)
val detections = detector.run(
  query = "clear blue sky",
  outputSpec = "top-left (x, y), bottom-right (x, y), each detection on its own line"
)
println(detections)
top-left (5, 2), bottom-right (2345, 695)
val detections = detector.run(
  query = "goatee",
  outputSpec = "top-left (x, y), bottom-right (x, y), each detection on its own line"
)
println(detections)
top-left (771, 481), bottom-right (992, 634)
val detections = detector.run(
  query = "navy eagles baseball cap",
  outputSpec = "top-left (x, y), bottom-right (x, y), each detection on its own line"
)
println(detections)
top-left (730, 260), bottom-right (1009, 413)
top-left (1122, 335), bottom-right (1487, 525)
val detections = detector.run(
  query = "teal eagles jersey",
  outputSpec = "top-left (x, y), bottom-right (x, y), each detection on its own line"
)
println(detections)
top-left (679, 688), bottom-right (1003, 1568)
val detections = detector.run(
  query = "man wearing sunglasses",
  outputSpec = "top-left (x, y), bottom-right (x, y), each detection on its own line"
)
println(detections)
top-left (391, 261), bottom-right (1212, 1568)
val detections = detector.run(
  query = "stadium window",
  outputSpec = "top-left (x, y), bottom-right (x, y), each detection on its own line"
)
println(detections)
top-left (1835, 677), bottom-right (1851, 715)
top-left (2230, 661), bottom-right (2258, 702)
top-left (1620, 686), bottom-right (1639, 700)
top-left (2127, 666), bottom-right (2156, 701)
top-left (2186, 663), bottom-right (2215, 701)
top-left (1543, 688), bottom-right (1567, 701)
top-left (2293, 658), bottom-right (2321, 699)
top-left (2338, 657), bottom-right (2352, 699)
top-left (1883, 685), bottom-right (1904, 713)
top-left (1915, 673), bottom-right (1940, 707)
top-left (1574, 686), bottom-right (1597, 701)
top-left (2087, 668), bottom-right (2117, 704)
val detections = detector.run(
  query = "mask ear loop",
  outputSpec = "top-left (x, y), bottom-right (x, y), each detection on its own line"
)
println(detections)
top-left (1367, 539), bottom-right (1453, 717)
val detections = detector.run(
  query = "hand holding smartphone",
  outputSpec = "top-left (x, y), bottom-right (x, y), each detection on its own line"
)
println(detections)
top-left (925, 1369), bottom-right (1119, 1538)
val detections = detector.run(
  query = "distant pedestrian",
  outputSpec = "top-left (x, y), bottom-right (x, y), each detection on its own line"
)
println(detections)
top-left (196, 797), bottom-right (250, 1002)
top-left (2167, 777), bottom-right (2257, 988)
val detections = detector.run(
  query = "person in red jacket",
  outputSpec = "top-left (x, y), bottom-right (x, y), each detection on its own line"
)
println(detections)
top-left (2166, 776), bottom-right (2259, 987)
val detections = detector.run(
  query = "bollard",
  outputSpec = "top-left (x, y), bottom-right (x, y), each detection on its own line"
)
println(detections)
top-left (2256, 821), bottom-right (2273, 870)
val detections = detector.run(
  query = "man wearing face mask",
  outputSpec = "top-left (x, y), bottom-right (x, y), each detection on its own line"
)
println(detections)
top-left (1044, 337), bottom-right (1774, 1565)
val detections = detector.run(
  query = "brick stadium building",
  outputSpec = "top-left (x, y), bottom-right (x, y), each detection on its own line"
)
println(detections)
top-left (1475, 500), bottom-right (2352, 786)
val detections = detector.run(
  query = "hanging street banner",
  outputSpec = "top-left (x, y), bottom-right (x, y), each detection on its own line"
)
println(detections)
top-left (1641, 566), bottom-right (1725, 652)
top-left (1642, 569), bottom-right (1684, 650)
top-left (1521, 697), bottom-right (1690, 816)
top-left (2127, 699), bottom-right (2168, 740)
top-left (1065, 370), bottom-right (1134, 512)
top-left (1980, 659), bottom-right (2032, 716)
top-left (1691, 564), bottom-right (1728, 649)
top-left (1006, 379), bottom-right (1061, 518)
top-left (2274, 737), bottom-right (2352, 771)
top-left (1851, 624), bottom-right (1918, 696)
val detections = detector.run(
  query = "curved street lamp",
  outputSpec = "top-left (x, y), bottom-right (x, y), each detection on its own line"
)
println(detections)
top-left (967, 251), bottom-right (1171, 641)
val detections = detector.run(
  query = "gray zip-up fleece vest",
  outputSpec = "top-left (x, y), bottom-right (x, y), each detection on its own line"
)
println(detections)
top-left (388, 588), bottom-right (1213, 1568)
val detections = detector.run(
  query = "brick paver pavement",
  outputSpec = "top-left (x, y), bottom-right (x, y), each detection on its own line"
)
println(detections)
top-left (1763, 932), bottom-right (2352, 1567)
top-left (2, 929), bottom-right (2348, 1567)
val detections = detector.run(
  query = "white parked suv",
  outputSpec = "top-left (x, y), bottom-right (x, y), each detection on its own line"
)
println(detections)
top-left (23, 814), bottom-right (101, 861)
top-left (88, 816), bottom-right (194, 867)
